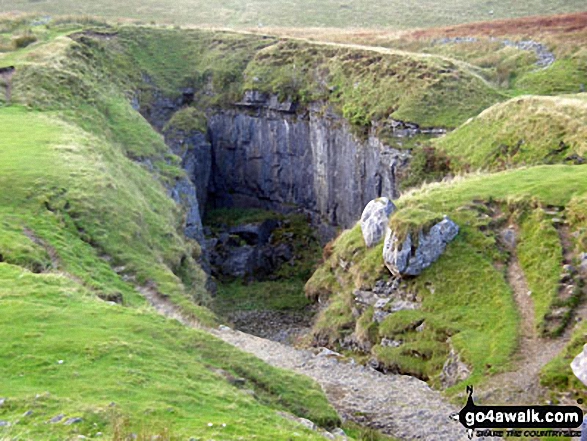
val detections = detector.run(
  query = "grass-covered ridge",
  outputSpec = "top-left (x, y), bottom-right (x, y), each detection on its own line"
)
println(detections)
top-left (434, 94), bottom-right (587, 171)
top-left (4, 22), bottom-right (507, 132)
top-left (242, 39), bottom-right (503, 129)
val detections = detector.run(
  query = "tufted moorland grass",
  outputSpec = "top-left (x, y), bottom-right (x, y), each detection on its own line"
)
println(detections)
top-left (434, 94), bottom-right (587, 172)
top-left (2, 0), bottom-right (587, 30)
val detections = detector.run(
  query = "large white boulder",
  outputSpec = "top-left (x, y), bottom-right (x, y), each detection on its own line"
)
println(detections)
top-left (360, 198), bottom-right (396, 247)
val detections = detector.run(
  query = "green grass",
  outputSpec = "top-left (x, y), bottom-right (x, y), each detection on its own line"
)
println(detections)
top-left (541, 320), bottom-right (587, 401)
top-left (308, 164), bottom-right (587, 387)
top-left (3, 1), bottom-right (587, 29)
top-left (214, 279), bottom-right (310, 313)
top-left (388, 207), bottom-right (444, 244)
top-left (435, 94), bottom-right (587, 171)
top-left (243, 40), bottom-right (503, 129)
top-left (514, 56), bottom-right (587, 95)
top-left (0, 28), bottom-right (342, 439)
top-left (0, 263), bottom-right (339, 439)
top-left (517, 209), bottom-right (563, 333)
top-left (0, 104), bottom-right (214, 322)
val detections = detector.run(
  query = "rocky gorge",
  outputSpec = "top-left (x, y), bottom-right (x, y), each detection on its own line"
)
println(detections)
top-left (155, 90), bottom-right (414, 241)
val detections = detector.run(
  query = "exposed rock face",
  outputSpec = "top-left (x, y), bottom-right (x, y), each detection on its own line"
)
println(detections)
top-left (168, 176), bottom-right (205, 244)
top-left (571, 343), bottom-right (587, 386)
top-left (440, 347), bottom-right (471, 388)
top-left (164, 129), bottom-right (212, 216)
top-left (383, 217), bottom-right (459, 276)
top-left (207, 93), bottom-right (410, 229)
top-left (360, 198), bottom-right (396, 247)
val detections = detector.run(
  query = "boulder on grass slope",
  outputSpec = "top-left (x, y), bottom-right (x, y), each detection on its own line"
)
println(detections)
top-left (383, 216), bottom-right (459, 277)
top-left (360, 198), bottom-right (396, 247)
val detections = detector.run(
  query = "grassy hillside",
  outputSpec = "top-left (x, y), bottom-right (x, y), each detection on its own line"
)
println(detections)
top-left (307, 164), bottom-right (587, 388)
top-left (0, 20), bottom-right (341, 439)
top-left (0, 262), bottom-right (339, 439)
top-left (2, 0), bottom-right (587, 29)
top-left (434, 94), bottom-right (587, 171)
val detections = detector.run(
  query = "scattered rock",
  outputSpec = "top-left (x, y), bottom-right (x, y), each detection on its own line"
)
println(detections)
top-left (49, 414), bottom-right (65, 423)
top-left (317, 348), bottom-right (342, 358)
top-left (228, 219), bottom-right (278, 245)
top-left (374, 298), bottom-right (390, 309)
top-left (389, 299), bottom-right (420, 312)
top-left (354, 289), bottom-right (379, 306)
top-left (0, 398), bottom-right (4, 407)
top-left (0, 421), bottom-right (9, 427)
top-left (360, 198), bottom-right (396, 247)
top-left (23, 410), bottom-right (33, 417)
top-left (373, 310), bottom-right (391, 323)
top-left (64, 417), bottom-right (83, 425)
top-left (277, 411), bottom-right (319, 431)
top-left (225, 310), bottom-right (312, 344)
top-left (500, 227), bottom-right (516, 249)
top-left (373, 278), bottom-right (400, 296)
top-left (440, 347), bottom-right (471, 388)
top-left (207, 219), bottom-right (295, 279)
top-left (381, 338), bottom-right (402, 348)
top-left (383, 217), bottom-right (459, 276)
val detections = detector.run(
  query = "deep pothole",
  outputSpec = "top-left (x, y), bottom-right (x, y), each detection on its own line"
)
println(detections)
top-left (203, 207), bottom-right (324, 344)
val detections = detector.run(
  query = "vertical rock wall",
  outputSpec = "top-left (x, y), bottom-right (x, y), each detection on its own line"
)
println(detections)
top-left (207, 95), bottom-right (410, 229)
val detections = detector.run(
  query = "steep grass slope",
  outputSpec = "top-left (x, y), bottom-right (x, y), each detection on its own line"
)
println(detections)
top-left (435, 94), bottom-right (587, 171)
top-left (0, 22), bottom-right (340, 439)
top-left (307, 165), bottom-right (587, 389)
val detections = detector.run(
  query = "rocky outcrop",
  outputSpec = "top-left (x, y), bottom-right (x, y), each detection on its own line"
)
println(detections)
top-left (207, 93), bottom-right (411, 229)
top-left (164, 129), bottom-right (212, 216)
top-left (206, 219), bottom-right (294, 279)
top-left (440, 346), bottom-right (471, 388)
top-left (168, 176), bottom-right (205, 244)
top-left (433, 37), bottom-right (555, 68)
top-left (360, 198), bottom-right (396, 247)
top-left (383, 217), bottom-right (459, 276)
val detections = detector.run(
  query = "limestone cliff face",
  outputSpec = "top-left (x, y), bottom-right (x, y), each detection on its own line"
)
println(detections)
top-left (207, 94), bottom-right (410, 229)
top-left (164, 129), bottom-right (212, 217)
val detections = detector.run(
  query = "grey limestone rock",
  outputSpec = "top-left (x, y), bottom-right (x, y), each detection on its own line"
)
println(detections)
top-left (571, 343), bottom-right (587, 386)
top-left (440, 347), bottom-right (471, 388)
top-left (383, 217), bottom-right (459, 276)
top-left (208, 97), bottom-right (410, 229)
top-left (360, 198), bottom-right (396, 247)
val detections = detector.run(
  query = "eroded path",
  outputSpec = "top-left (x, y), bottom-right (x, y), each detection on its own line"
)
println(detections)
top-left (479, 224), bottom-right (587, 405)
top-left (136, 285), bottom-right (493, 441)
top-left (478, 252), bottom-right (563, 404)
